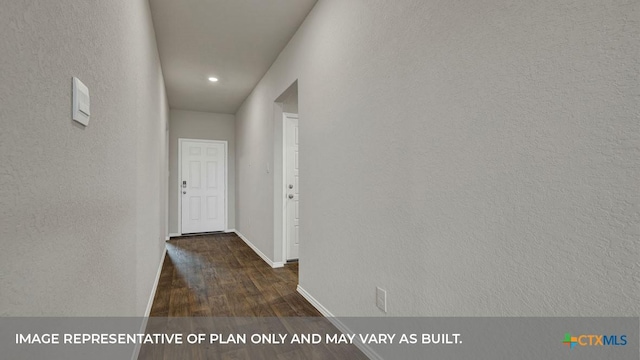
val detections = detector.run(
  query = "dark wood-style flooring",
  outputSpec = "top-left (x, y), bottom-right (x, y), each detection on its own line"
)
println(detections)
top-left (149, 233), bottom-right (322, 317)
top-left (142, 233), bottom-right (368, 359)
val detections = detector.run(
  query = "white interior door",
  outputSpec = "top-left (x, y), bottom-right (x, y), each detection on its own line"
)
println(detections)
top-left (180, 139), bottom-right (226, 234)
top-left (285, 115), bottom-right (299, 260)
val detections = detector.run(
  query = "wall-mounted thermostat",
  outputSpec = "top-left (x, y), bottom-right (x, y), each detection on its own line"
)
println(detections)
top-left (72, 77), bottom-right (90, 126)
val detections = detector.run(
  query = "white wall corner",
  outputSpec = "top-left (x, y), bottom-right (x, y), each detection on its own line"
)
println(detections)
top-left (235, 231), bottom-right (284, 268)
top-left (297, 285), bottom-right (384, 360)
top-left (168, 233), bottom-right (181, 238)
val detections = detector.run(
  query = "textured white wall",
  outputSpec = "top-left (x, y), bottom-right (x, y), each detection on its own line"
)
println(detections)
top-left (0, 0), bottom-right (168, 316)
top-left (235, 0), bottom-right (639, 316)
top-left (168, 109), bottom-right (236, 234)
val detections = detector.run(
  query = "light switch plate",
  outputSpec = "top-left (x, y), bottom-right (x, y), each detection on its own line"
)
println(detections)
top-left (72, 77), bottom-right (90, 126)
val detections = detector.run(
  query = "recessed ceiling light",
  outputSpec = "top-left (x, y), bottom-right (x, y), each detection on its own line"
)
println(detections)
top-left (208, 77), bottom-right (219, 82)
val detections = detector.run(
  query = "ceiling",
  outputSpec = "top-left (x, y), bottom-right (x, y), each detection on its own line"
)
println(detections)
top-left (149, 0), bottom-right (317, 114)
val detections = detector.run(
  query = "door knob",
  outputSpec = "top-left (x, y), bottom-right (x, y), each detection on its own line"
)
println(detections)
top-left (288, 194), bottom-right (294, 199)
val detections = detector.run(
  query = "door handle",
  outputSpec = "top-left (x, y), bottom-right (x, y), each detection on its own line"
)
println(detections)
top-left (288, 194), bottom-right (294, 199)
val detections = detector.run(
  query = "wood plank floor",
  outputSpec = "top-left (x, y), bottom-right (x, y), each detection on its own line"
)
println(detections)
top-left (142, 233), bottom-right (368, 359)
top-left (149, 233), bottom-right (322, 317)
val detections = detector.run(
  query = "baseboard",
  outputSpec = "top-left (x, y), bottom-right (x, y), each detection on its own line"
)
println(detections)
top-left (224, 228), bottom-right (236, 233)
top-left (168, 233), bottom-right (181, 238)
top-left (297, 285), bottom-right (383, 360)
top-left (296, 285), bottom-right (334, 317)
top-left (235, 231), bottom-right (284, 268)
top-left (131, 246), bottom-right (167, 360)
top-left (145, 246), bottom-right (167, 316)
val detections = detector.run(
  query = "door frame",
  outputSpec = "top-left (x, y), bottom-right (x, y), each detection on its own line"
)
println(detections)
top-left (177, 138), bottom-right (228, 235)
top-left (282, 113), bottom-right (299, 260)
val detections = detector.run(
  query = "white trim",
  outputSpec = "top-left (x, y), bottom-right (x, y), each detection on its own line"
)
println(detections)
top-left (235, 231), bottom-right (284, 268)
top-left (297, 286), bottom-right (383, 360)
top-left (165, 236), bottom-right (170, 241)
top-left (177, 138), bottom-right (182, 235)
top-left (282, 112), bottom-right (299, 262)
top-left (223, 141), bottom-right (228, 231)
top-left (168, 233), bottom-right (181, 238)
top-left (144, 247), bottom-right (167, 317)
top-left (165, 128), bottom-right (170, 244)
top-left (178, 138), bottom-right (228, 235)
top-left (132, 247), bottom-right (167, 360)
top-left (296, 285), bottom-right (333, 317)
top-left (224, 228), bottom-right (237, 233)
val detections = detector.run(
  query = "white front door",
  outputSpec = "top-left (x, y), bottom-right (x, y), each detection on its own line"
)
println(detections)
top-left (180, 139), bottom-right (226, 234)
top-left (285, 114), bottom-right (299, 260)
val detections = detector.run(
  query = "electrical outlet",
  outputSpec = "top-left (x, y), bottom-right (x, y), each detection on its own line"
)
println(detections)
top-left (376, 287), bottom-right (387, 313)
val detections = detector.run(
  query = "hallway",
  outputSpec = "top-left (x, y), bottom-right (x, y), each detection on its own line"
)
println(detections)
top-left (2, 0), bottom-right (637, 341)
top-left (150, 234), bottom-right (321, 317)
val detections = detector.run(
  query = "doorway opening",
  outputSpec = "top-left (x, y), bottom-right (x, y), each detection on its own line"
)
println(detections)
top-left (273, 81), bottom-right (299, 266)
